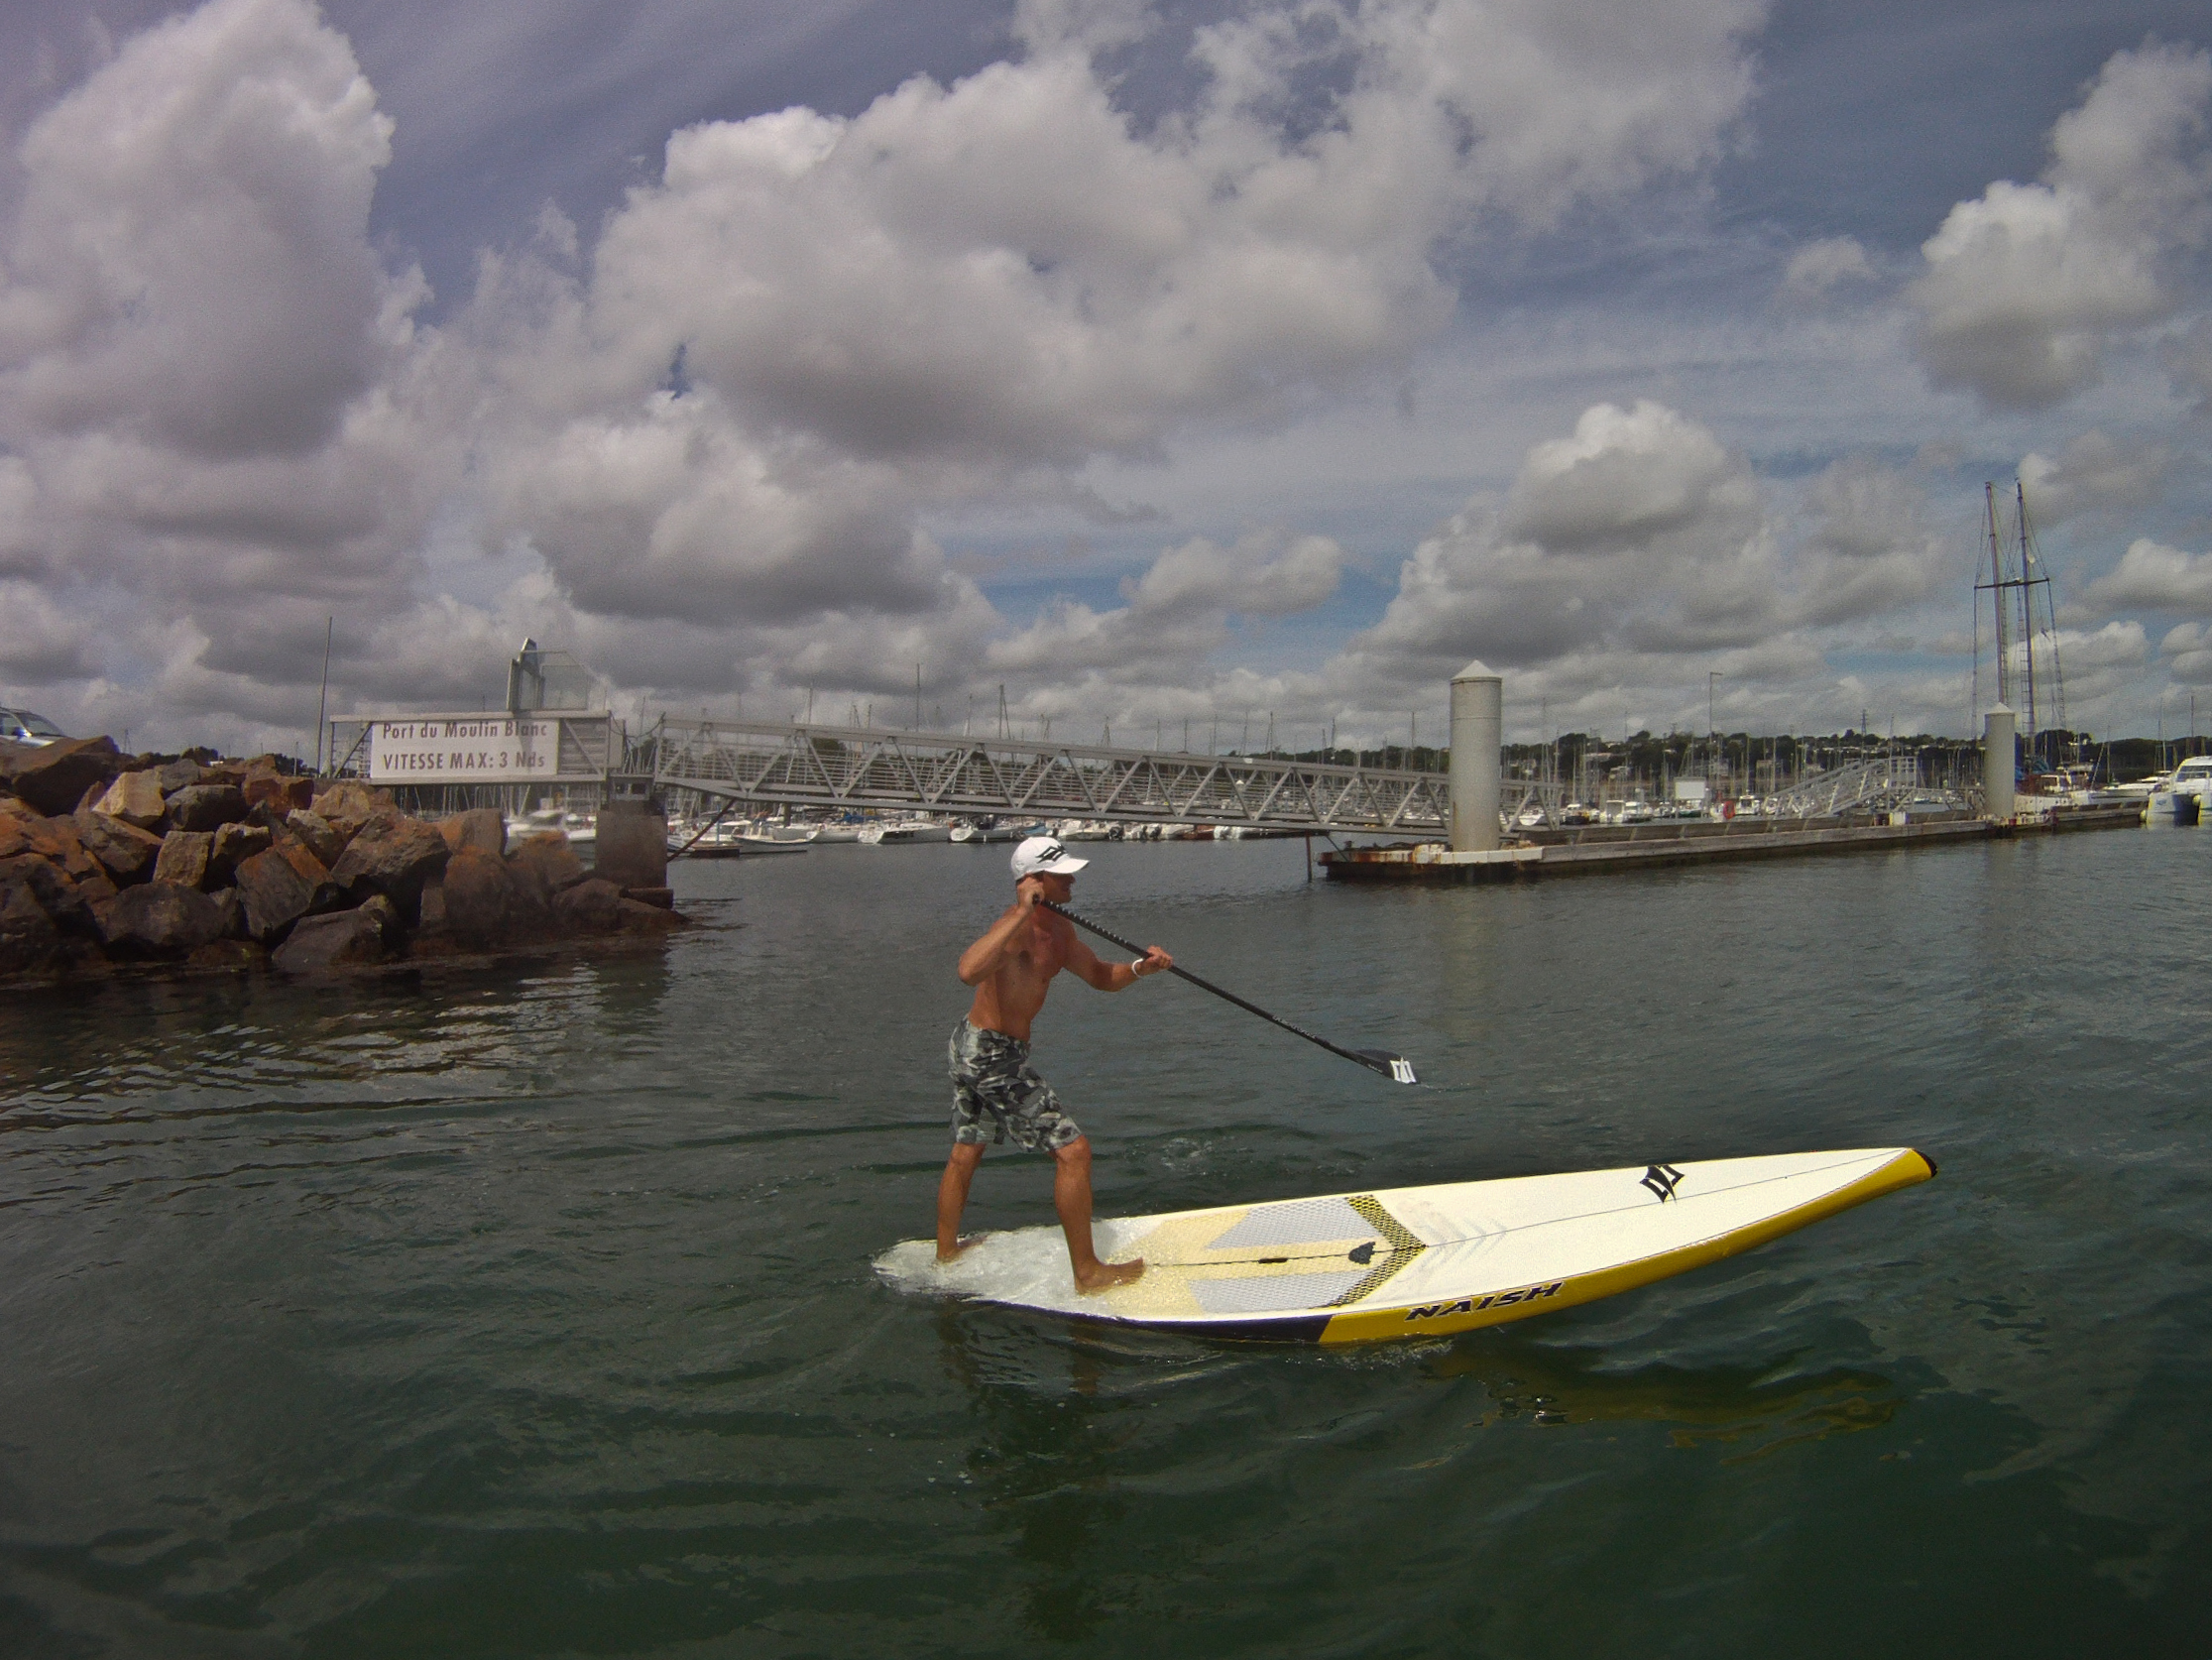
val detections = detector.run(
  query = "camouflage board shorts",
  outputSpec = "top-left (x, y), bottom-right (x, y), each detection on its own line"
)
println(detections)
top-left (948, 1019), bottom-right (1084, 1153)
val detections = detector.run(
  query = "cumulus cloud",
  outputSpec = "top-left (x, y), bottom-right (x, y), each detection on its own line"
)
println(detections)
top-left (2166, 314), bottom-right (2212, 413)
top-left (1792, 454), bottom-right (1946, 626)
top-left (0, 0), bottom-right (456, 721)
top-left (0, 578), bottom-right (94, 680)
top-left (1297, 408), bottom-right (1991, 738)
top-left (29, 0), bottom-right (2206, 755)
top-left (2019, 429), bottom-right (2171, 525)
top-left (1122, 528), bottom-right (1342, 616)
top-left (476, 0), bottom-right (1768, 620)
top-left (1333, 401), bottom-right (1782, 706)
top-left (987, 527), bottom-right (1343, 677)
top-left (1909, 41), bottom-right (2212, 409)
top-left (2025, 619), bottom-right (2150, 711)
top-left (1777, 235), bottom-right (1876, 308)
top-left (2085, 536), bottom-right (2212, 611)
top-left (0, 0), bottom-right (1778, 751)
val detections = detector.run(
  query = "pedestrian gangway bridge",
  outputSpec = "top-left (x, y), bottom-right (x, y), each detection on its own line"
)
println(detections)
top-left (644, 718), bottom-right (1452, 835)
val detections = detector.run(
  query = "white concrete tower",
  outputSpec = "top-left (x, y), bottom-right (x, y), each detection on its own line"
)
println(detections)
top-left (1983, 703), bottom-right (2017, 821)
top-left (1450, 660), bottom-right (1503, 852)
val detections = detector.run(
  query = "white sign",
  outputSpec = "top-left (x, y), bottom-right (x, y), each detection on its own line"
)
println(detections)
top-left (368, 717), bottom-right (559, 782)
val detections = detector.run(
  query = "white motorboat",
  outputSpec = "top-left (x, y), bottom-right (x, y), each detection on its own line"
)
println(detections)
top-left (2165, 756), bottom-right (2212, 803)
top-left (736, 829), bottom-right (813, 853)
top-left (2147, 787), bottom-right (2200, 826)
top-left (2129, 767), bottom-right (2205, 825)
top-left (858, 818), bottom-right (954, 845)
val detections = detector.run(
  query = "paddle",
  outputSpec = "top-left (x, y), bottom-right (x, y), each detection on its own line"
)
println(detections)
top-left (1039, 899), bottom-right (1419, 1085)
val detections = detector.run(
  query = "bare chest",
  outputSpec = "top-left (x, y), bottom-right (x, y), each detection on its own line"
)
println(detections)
top-left (1011, 918), bottom-right (1070, 980)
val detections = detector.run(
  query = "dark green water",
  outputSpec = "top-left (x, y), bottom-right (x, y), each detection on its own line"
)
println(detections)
top-left (5, 829), bottom-right (2211, 1657)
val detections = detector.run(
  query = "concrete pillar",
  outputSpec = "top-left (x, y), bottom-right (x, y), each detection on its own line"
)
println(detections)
top-left (1450, 660), bottom-right (1502, 852)
top-left (1983, 703), bottom-right (2017, 822)
top-left (595, 798), bottom-right (668, 889)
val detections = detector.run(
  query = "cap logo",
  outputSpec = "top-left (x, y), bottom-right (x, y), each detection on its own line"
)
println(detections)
top-left (1039, 841), bottom-right (1064, 862)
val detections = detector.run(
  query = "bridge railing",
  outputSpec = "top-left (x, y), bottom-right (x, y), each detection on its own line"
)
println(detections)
top-left (644, 719), bottom-right (1451, 833)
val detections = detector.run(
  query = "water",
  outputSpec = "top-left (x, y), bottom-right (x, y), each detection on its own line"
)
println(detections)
top-left (4, 829), bottom-right (2210, 1657)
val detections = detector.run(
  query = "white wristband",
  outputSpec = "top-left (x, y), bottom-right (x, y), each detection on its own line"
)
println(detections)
top-left (1130, 957), bottom-right (1148, 976)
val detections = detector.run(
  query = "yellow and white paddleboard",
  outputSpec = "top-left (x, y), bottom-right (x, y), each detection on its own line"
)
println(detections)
top-left (874, 1147), bottom-right (1934, 1344)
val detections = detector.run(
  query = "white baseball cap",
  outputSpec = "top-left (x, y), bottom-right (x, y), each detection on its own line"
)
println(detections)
top-left (1011, 835), bottom-right (1088, 878)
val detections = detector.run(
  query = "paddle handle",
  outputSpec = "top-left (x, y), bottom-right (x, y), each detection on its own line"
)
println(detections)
top-left (1039, 900), bottom-right (1411, 1083)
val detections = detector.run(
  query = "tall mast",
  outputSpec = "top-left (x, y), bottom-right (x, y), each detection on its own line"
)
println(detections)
top-left (2017, 480), bottom-right (2037, 747)
top-left (1984, 483), bottom-right (2011, 707)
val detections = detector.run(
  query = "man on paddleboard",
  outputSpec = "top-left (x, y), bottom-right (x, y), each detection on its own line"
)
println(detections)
top-left (938, 835), bottom-right (1171, 1290)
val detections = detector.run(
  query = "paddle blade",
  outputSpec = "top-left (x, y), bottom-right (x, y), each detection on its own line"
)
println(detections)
top-left (1352, 1049), bottom-right (1419, 1086)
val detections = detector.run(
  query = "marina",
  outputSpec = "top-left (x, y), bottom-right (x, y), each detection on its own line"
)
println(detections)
top-left (8, 827), bottom-right (2210, 1654)
top-left (4, 4), bottom-right (2206, 1652)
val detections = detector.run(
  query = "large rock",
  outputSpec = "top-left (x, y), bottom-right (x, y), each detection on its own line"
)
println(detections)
top-left (244, 771), bottom-right (314, 812)
top-left (99, 883), bottom-right (225, 956)
top-left (506, 833), bottom-right (586, 905)
top-left (0, 876), bottom-right (60, 975)
top-left (330, 814), bottom-right (448, 906)
top-left (186, 939), bottom-right (264, 973)
top-left (437, 846), bottom-right (527, 945)
top-left (0, 854), bottom-right (89, 935)
top-left (212, 888), bottom-right (247, 940)
top-left (232, 847), bottom-right (322, 941)
top-left (96, 771), bottom-right (168, 829)
top-left (73, 811), bottom-right (165, 884)
top-left (616, 896), bottom-right (683, 934)
top-left (165, 783), bottom-right (248, 832)
top-left (153, 830), bottom-right (213, 888)
top-left (272, 907), bottom-right (390, 973)
top-left (285, 809), bottom-right (345, 868)
top-left (312, 780), bottom-right (396, 842)
top-left (437, 807), bottom-right (506, 858)
top-left (155, 758), bottom-right (205, 793)
top-left (550, 876), bottom-right (624, 933)
top-left (209, 821), bottom-right (273, 884)
top-left (274, 837), bottom-right (332, 889)
top-left (9, 736), bottom-right (120, 816)
top-left (0, 812), bottom-right (102, 882)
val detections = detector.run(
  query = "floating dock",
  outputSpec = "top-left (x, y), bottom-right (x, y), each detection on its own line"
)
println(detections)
top-left (1321, 804), bottom-right (2145, 885)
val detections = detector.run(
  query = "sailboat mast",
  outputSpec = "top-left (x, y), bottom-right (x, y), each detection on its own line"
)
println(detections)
top-left (1986, 483), bottom-right (2011, 708)
top-left (2017, 480), bottom-right (2037, 750)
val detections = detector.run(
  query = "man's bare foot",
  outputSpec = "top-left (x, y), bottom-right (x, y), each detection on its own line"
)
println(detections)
top-left (1074, 1256), bottom-right (1144, 1292)
top-left (936, 1235), bottom-right (984, 1263)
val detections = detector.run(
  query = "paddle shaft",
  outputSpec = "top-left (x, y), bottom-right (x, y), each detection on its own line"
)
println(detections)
top-left (1039, 899), bottom-right (1413, 1083)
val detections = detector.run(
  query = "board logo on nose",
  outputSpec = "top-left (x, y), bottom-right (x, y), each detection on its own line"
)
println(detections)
top-left (1641, 1163), bottom-right (1686, 1202)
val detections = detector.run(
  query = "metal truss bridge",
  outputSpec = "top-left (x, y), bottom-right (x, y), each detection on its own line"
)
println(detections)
top-left (643, 719), bottom-right (1451, 834)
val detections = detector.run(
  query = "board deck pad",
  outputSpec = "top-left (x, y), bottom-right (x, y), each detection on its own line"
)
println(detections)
top-left (874, 1147), bottom-right (1934, 1344)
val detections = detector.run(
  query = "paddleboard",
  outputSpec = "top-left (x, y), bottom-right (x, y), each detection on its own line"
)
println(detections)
top-left (874, 1147), bottom-right (1934, 1344)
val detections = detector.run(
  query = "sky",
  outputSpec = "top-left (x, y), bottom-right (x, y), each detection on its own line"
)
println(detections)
top-left (0, 0), bottom-right (2209, 757)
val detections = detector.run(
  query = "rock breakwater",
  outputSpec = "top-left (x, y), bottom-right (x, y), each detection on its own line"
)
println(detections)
top-left (0, 736), bottom-right (688, 984)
